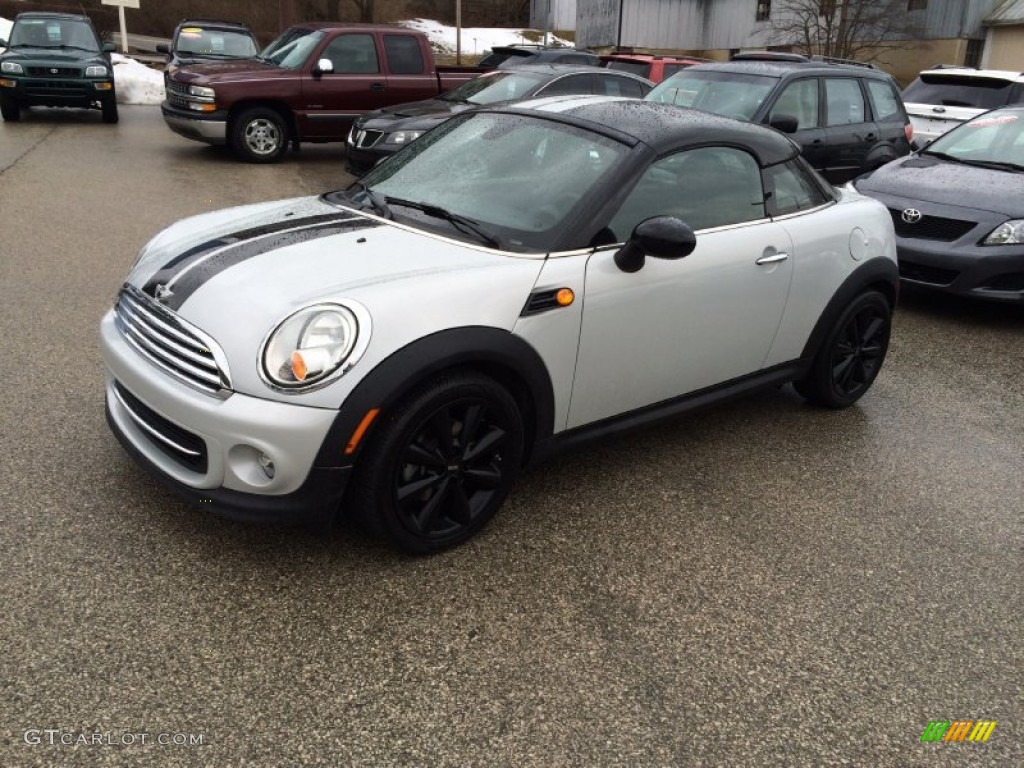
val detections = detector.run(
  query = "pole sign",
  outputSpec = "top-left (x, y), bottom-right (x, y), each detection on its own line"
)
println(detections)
top-left (101, 0), bottom-right (140, 53)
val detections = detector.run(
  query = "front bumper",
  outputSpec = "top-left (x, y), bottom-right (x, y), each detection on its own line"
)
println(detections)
top-left (161, 101), bottom-right (228, 145)
top-left (1, 76), bottom-right (114, 108)
top-left (345, 139), bottom-right (391, 175)
top-left (858, 190), bottom-right (1024, 303)
top-left (101, 310), bottom-right (347, 523)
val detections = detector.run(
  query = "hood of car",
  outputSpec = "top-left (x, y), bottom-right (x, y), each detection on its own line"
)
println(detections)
top-left (0, 47), bottom-right (107, 66)
top-left (169, 60), bottom-right (286, 85)
top-left (361, 99), bottom-right (470, 131)
top-left (125, 196), bottom-right (544, 403)
top-left (856, 155), bottom-right (1024, 217)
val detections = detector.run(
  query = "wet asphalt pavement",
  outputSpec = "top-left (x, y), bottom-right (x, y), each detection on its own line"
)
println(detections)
top-left (0, 106), bottom-right (1021, 767)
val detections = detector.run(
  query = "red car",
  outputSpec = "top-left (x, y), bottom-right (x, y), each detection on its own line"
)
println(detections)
top-left (601, 53), bottom-right (707, 83)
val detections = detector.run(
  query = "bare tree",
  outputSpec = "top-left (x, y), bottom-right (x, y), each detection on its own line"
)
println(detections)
top-left (770, 0), bottom-right (925, 62)
top-left (339, 0), bottom-right (374, 23)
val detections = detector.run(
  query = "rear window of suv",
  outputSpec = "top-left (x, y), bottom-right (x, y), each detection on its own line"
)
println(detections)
top-left (902, 74), bottom-right (1016, 109)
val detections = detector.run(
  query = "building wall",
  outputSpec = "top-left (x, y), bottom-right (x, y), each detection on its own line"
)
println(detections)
top-left (983, 25), bottom-right (1024, 69)
top-left (531, 0), bottom-right (578, 31)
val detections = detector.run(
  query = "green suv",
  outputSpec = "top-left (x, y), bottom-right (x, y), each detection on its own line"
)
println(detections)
top-left (0, 12), bottom-right (118, 123)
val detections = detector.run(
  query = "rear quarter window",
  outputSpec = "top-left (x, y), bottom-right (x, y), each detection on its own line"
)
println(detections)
top-left (384, 35), bottom-right (425, 74)
top-left (866, 80), bottom-right (904, 121)
top-left (764, 159), bottom-right (831, 216)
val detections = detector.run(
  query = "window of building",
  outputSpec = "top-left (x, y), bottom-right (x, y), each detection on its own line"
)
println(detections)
top-left (906, 0), bottom-right (927, 11)
top-left (756, 0), bottom-right (772, 22)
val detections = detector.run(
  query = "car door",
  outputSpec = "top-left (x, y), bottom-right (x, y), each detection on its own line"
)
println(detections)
top-left (568, 146), bottom-right (795, 429)
top-left (823, 76), bottom-right (878, 183)
top-left (381, 33), bottom-right (431, 105)
top-left (300, 32), bottom-right (387, 139)
top-left (766, 77), bottom-right (827, 171)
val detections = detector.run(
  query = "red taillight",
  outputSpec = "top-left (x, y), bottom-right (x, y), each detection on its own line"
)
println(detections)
top-left (904, 122), bottom-right (914, 142)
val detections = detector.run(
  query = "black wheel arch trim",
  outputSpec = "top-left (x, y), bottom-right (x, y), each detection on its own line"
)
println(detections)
top-left (315, 327), bottom-right (556, 469)
top-left (800, 257), bottom-right (898, 362)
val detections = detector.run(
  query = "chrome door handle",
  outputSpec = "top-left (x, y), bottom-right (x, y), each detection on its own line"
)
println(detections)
top-left (756, 252), bottom-right (789, 265)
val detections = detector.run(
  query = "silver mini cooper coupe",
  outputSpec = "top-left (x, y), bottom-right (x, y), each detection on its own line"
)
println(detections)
top-left (101, 97), bottom-right (898, 552)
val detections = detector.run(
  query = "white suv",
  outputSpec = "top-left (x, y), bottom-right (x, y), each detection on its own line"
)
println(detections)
top-left (902, 66), bottom-right (1024, 145)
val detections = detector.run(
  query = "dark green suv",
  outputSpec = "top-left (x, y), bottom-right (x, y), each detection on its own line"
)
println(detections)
top-left (0, 12), bottom-right (118, 123)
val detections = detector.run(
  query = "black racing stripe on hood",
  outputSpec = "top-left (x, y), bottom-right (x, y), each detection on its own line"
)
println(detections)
top-left (162, 217), bottom-right (381, 311)
top-left (142, 212), bottom-right (357, 297)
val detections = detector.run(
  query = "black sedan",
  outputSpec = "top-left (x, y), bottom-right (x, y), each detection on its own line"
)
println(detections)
top-left (855, 106), bottom-right (1024, 302)
top-left (345, 64), bottom-right (653, 174)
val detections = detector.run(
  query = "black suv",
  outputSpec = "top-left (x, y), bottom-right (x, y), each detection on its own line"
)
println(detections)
top-left (156, 19), bottom-right (259, 81)
top-left (0, 12), bottom-right (118, 123)
top-left (647, 52), bottom-right (912, 184)
top-left (478, 44), bottom-right (599, 71)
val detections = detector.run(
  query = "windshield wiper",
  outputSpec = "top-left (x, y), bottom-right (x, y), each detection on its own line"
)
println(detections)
top-left (920, 150), bottom-right (967, 164)
top-left (349, 182), bottom-right (392, 218)
top-left (385, 197), bottom-right (503, 249)
top-left (956, 159), bottom-right (1024, 173)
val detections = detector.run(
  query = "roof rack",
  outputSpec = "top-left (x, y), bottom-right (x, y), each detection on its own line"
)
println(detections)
top-left (731, 51), bottom-right (808, 62)
top-left (927, 63), bottom-right (977, 70)
top-left (809, 54), bottom-right (878, 69)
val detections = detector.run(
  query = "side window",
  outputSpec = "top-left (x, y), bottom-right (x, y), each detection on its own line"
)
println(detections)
top-left (825, 78), bottom-right (867, 126)
top-left (606, 147), bottom-right (766, 241)
top-left (866, 80), bottom-right (902, 121)
top-left (598, 75), bottom-right (644, 98)
top-left (769, 79), bottom-right (819, 129)
top-left (384, 34), bottom-right (424, 75)
top-left (320, 34), bottom-right (379, 74)
top-left (538, 74), bottom-right (595, 97)
top-left (763, 159), bottom-right (831, 216)
top-left (662, 64), bottom-right (686, 78)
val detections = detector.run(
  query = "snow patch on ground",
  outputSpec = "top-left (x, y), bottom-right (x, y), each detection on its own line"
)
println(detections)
top-left (111, 53), bottom-right (164, 105)
top-left (399, 18), bottom-right (573, 57)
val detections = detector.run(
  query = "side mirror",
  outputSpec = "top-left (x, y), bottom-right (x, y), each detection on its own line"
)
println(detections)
top-left (102, 42), bottom-right (117, 53)
top-left (769, 113), bottom-right (799, 134)
top-left (313, 58), bottom-right (334, 76)
top-left (0, 39), bottom-right (7, 49)
top-left (614, 216), bottom-right (697, 273)
top-left (156, 43), bottom-right (169, 55)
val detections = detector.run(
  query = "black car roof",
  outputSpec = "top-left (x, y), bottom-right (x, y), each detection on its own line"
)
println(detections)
top-left (494, 63), bottom-right (650, 80)
top-left (503, 97), bottom-right (799, 166)
top-left (686, 60), bottom-right (893, 80)
top-left (15, 12), bottom-right (91, 22)
top-left (176, 19), bottom-right (254, 32)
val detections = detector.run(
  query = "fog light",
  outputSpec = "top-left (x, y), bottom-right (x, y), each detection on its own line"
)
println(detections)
top-left (257, 452), bottom-right (275, 479)
top-left (94, 82), bottom-right (113, 91)
top-left (0, 79), bottom-right (16, 88)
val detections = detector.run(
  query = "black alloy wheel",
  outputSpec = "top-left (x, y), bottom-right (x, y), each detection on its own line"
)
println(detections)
top-left (795, 290), bottom-right (891, 408)
top-left (352, 373), bottom-right (524, 553)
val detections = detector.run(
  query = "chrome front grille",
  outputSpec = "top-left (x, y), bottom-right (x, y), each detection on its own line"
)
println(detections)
top-left (27, 66), bottom-right (82, 77)
top-left (112, 381), bottom-right (208, 473)
top-left (352, 128), bottom-right (384, 148)
top-left (113, 285), bottom-right (231, 397)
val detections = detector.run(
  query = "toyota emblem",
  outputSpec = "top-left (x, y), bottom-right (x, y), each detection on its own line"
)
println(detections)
top-left (901, 208), bottom-right (923, 224)
top-left (50, 68), bottom-right (59, 74)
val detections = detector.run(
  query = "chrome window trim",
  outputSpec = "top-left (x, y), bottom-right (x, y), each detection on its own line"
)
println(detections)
top-left (256, 299), bottom-right (374, 395)
top-left (770, 200), bottom-right (837, 221)
top-left (110, 385), bottom-right (202, 457)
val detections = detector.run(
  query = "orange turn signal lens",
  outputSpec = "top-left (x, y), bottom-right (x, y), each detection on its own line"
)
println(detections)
top-left (345, 408), bottom-right (380, 455)
top-left (290, 351), bottom-right (308, 381)
top-left (555, 287), bottom-right (575, 306)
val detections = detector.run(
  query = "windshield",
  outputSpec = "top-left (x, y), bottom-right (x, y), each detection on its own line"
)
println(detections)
top-left (925, 109), bottom-right (1024, 167)
top-left (903, 74), bottom-right (1015, 109)
top-left (9, 18), bottom-right (100, 52)
top-left (443, 71), bottom-right (547, 104)
top-left (259, 28), bottom-right (325, 69)
top-left (647, 70), bottom-right (778, 121)
top-left (343, 112), bottom-right (628, 251)
top-left (605, 60), bottom-right (651, 78)
top-left (175, 26), bottom-right (257, 58)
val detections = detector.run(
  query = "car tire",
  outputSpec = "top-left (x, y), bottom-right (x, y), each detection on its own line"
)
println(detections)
top-left (0, 95), bottom-right (21, 122)
top-left (794, 290), bottom-right (891, 409)
top-left (230, 107), bottom-right (288, 163)
top-left (350, 372), bottom-right (525, 554)
top-left (101, 95), bottom-right (119, 124)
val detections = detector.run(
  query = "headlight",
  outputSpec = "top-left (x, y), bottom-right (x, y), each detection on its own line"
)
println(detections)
top-left (261, 304), bottom-right (365, 390)
top-left (389, 130), bottom-right (423, 144)
top-left (188, 85), bottom-right (215, 100)
top-left (85, 65), bottom-right (108, 77)
top-left (983, 220), bottom-right (1024, 245)
top-left (1, 61), bottom-right (23, 74)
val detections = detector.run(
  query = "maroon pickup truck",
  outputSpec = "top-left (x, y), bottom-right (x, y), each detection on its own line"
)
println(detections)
top-left (161, 23), bottom-right (484, 162)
